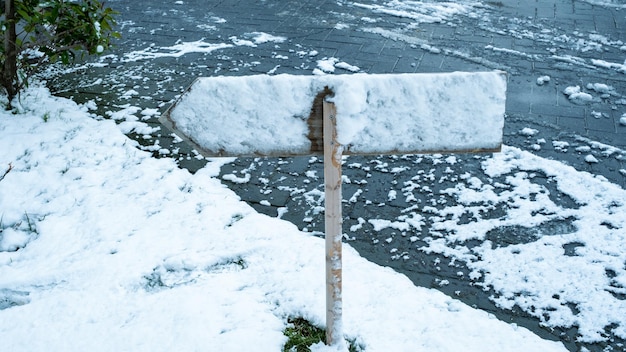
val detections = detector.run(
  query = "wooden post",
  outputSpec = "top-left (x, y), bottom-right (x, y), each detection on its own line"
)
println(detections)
top-left (323, 101), bottom-right (343, 346)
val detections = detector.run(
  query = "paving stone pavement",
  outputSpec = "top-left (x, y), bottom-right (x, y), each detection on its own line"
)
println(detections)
top-left (46, 0), bottom-right (626, 351)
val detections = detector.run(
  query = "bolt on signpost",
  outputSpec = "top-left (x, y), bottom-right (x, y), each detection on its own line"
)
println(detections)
top-left (160, 72), bottom-right (507, 347)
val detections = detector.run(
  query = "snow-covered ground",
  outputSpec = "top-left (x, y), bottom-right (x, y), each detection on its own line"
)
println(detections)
top-left (0, 87), bottom-right (568, 351)
top-left (3, 0), bottom-right (625, 350)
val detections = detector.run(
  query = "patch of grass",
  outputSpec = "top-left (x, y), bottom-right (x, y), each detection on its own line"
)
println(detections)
top-left (283, 318), bottom-right (326, 351)
top-left (283, 318), bottom-right (360, 352)
top-left (24, 212), bottom-right (36, 233)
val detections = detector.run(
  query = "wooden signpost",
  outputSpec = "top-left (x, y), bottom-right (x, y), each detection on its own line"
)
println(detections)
top-left (160, 72), bottom-right (507, 347)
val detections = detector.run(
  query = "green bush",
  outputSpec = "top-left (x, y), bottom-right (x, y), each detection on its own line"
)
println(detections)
top-left (1, 0), bottom-right (120, 109)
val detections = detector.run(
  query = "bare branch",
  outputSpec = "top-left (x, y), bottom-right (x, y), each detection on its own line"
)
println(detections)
top-left (0, 163), bottom-right (13, 182)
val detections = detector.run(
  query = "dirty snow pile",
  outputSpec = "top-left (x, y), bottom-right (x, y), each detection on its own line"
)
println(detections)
top-left (0, 87), bottom-right (567, 351)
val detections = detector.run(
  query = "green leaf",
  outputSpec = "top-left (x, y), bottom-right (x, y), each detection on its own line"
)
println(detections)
top-left (15, 9), bottom-right (32, 22)
top-left (49, 6), bottom-right (59, 22)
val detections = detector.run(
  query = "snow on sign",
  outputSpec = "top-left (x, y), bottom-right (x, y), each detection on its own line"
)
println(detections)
top-left (159, 72), bottom-right (506, 348)
top-left (160, 72), bottom-right (506, 157)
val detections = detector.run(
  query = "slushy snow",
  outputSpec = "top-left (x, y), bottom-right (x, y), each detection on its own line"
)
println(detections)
top-left (563, 85), bottom-right (594, 104)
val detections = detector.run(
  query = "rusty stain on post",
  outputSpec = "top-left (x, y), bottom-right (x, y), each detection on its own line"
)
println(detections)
top-left (323, 100), bottom-right (343, 347)
top-left (308, 86), bottom-right (334, 154)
